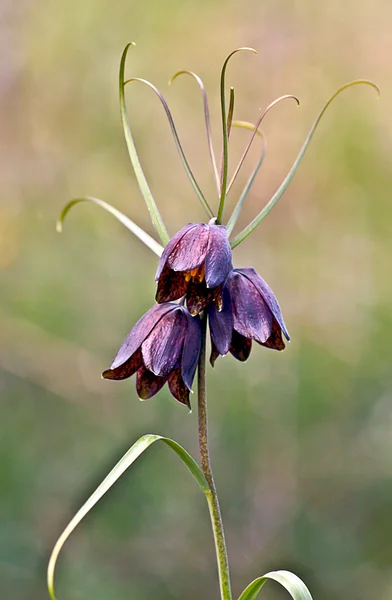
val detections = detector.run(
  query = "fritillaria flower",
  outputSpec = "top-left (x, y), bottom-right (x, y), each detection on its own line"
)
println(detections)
top-left (102, 303), bottom-right (201, 407)
top-left (155, 221), bottom-right (233, 315)
top-left (208, 268), bottom-right (290, 365)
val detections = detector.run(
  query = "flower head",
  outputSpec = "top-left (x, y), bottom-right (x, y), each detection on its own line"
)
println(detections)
top-left (208, 268), bottom-right (290, 365)
top-left (155, 221), bottom-right (232, 314)
top-left (102, 303), bottom-right (201, 407)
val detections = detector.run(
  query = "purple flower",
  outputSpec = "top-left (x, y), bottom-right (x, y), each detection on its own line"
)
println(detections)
top-left (208, 268), bottom-right (290, 365)
top-left (102, 303), bottom-right (201, 407)
top-left (155, 222), bottom-right (233, 314)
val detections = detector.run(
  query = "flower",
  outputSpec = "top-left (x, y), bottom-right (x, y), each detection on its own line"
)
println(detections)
top-left (102, 303), bottom-right (201, 407)
top-left (208, 268), bottom-right (290, 365)
top-left (155, 221), bottom-right (233, 314)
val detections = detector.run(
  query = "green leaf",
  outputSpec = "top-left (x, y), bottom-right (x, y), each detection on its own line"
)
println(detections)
top-left (217, 47), bottom-right (257, 224)
top-left (119, 43), bottom-right (169, 246)
top-left (57, 196), bottom-right (164, 257)
top-left (226, 121), bottom-right (266, 236)
top-left (124, 77), bottom-right (214, 219)
top-left (47, 434), bottom-right (209, 600)
top-left (238, 570), bottom-right (313, 600)
top-left (169, 70), bottom-right (220, 194)
top-left (231, 79), bottom-right (380, 248)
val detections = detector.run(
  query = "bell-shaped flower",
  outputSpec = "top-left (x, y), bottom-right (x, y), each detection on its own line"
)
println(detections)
top-left (155, 222), bottom-right (232, 313)
top-left (208, 268), bottom-right (290, 365)
top-left (102, 303), bottom-right (201, 407)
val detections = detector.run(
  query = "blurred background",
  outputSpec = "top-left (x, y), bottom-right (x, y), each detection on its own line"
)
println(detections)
top-left (1, 0), bottom-right (392, 598)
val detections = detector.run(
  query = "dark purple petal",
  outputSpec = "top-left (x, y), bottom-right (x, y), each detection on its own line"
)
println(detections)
top-left (229, 330), bottom-right (252, 361)
top-left (181, 312), bottom-right (202, 390)
top-left (259, 318), bottom-right (286, 351)
top-left (168, 223), bottom-right (209, 272)
top-left (209, 341), bottom-right (220, 367)
top-left (236, 268), bottom-right (290, 341)
top-left (141, 307), bottom-right (186, 377)
top-left (168, 368), bottom-right (191, 408)
top-left (208, 286), bottom-right (233, 356)
top-left (111, 304), bottom-right (174, 370)
top-left (155, 223), bottom-right (197, 281)
top-left (136, 366), bottom-right (167, 399)
top-left (155, 263), bottom-right (188, 303)
top-left (186, 280), bottom-right (213, 316)
top-left (102, 348), bottom-right (143, 380)
top-left (205, 225), bottom-right (233, 288)
top-left (228, 271), bottom-right (273, 344)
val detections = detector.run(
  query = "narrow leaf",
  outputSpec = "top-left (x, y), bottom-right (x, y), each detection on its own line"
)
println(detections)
top-left (226, 122), bottom-right (266, 236)
top-left (238, 569), bottom-right (313, 600)
top-left (217, 47), bottom-right (257, 224)
top-left (47, 434), bottom-right (210, 600)
top-left (119, 43), bottom-right (169, 245)
top-left (169, 70), bottom-right (220, 195)
top-left (231, 80), bottom-right (380, 248)
top-left (57, 196), bottom-right (164, 257)
top-left (124, 77), bottom-right (214, 218)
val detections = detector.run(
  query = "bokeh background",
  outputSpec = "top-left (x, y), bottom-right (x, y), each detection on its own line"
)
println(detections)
top-left (1, 1), bottom-right (392, 599)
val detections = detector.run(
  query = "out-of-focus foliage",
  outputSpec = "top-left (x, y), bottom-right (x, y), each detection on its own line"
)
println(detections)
top-left (1, 1), bottom-right (391, 599)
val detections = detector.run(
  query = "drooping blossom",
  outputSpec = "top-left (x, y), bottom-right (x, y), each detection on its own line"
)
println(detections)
top-left (208, 268), bottom-right (290, 365)
top-left (102, 303), bottom-right (201, 407)
top-left (155, 221), bottom-right (233, 314)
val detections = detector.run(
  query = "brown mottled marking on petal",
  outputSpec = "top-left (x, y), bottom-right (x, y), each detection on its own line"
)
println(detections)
top-left (230, 330), bottom-right (252, 362)
top-left (156, 263), bottom-right (188, 303)
top-left (168, 368), bottom-right (191, 408)
top-left (102, 348), bottom-right (143, 381)
top-left (136, 366), bottom-right (167, 400)
top-left (186, 280), bottom-right (213, 315)
top-left (259, 318), bottom-right (286, 351)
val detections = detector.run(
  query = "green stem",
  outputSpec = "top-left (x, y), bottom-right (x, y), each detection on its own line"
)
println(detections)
top-left (198, 315), bottom-right (232, 600)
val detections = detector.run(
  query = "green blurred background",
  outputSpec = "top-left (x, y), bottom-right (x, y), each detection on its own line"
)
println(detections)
top-left (1, 0), bottom-right (391, 598)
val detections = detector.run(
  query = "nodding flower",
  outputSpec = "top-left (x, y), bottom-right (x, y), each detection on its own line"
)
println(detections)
top-left (155, 221), bottom-right (233, 315)
top-left (102, 303), bottom-right (201, 408)
top-left (208, 268), bottom-right (290, 365)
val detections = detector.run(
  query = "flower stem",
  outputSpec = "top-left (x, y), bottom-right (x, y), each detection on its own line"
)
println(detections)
top-left (197, 314), bottom-right (232, 600)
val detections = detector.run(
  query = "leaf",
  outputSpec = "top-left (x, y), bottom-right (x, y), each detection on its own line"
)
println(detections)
top-left (47, 434), bottom-right (209, 600)
top-left (217, 47), bottom-right (257, 223)
top-left (238, 570), bottom-right (313, 600)
top-left (231, 79), bottom-right (380, 248)
top-left (119, 43), bottom-right (169, 246)
top-left (57, 196), bottom-right (164, 257)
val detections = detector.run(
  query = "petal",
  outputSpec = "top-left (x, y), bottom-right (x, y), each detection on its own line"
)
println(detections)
top-left (236, 268), bottom-right (290, 341)
top-left (259, 318), bottom-right (286, 351)
top-left (111, 304), bottom-right (174, 370)
top-left (209, 341), bottom-right (220, 367)
top-left (155, 223), bottom-right (197, 280)
top-left (205, 225), bottom-right (233, 288)
top-left (102, 348), bottom-right (143, 380)
top-left (181, 311), bottom-right (202, 390)
top-left (141, 307), bottom-right (186, 376)
top-left (208, 286), bottom-right (233, 356)
top-left (186, 280), bottom-right (213, 316)
top-left (168, 223), bottom-right (209, 272)
top-left (229, 330), bottom-right (252, 362)
top-left (136, 366), bottom-right (167, 399)
top-left (168, 368), bottom-right (191, 408)
top-left (228, 271), bottom-right (273, 344)
top-left (155, 263), bottom-right (188, 303)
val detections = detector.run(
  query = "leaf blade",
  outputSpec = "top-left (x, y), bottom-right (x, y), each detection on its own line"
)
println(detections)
top-left (47, 434), bottom-right (209, 600)
top-left (57, 196), bottom-right (164, 257)
top-left (119, 43), bottom-right (169, 245)
top-left (238, 570), bottom-right (313, 600)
